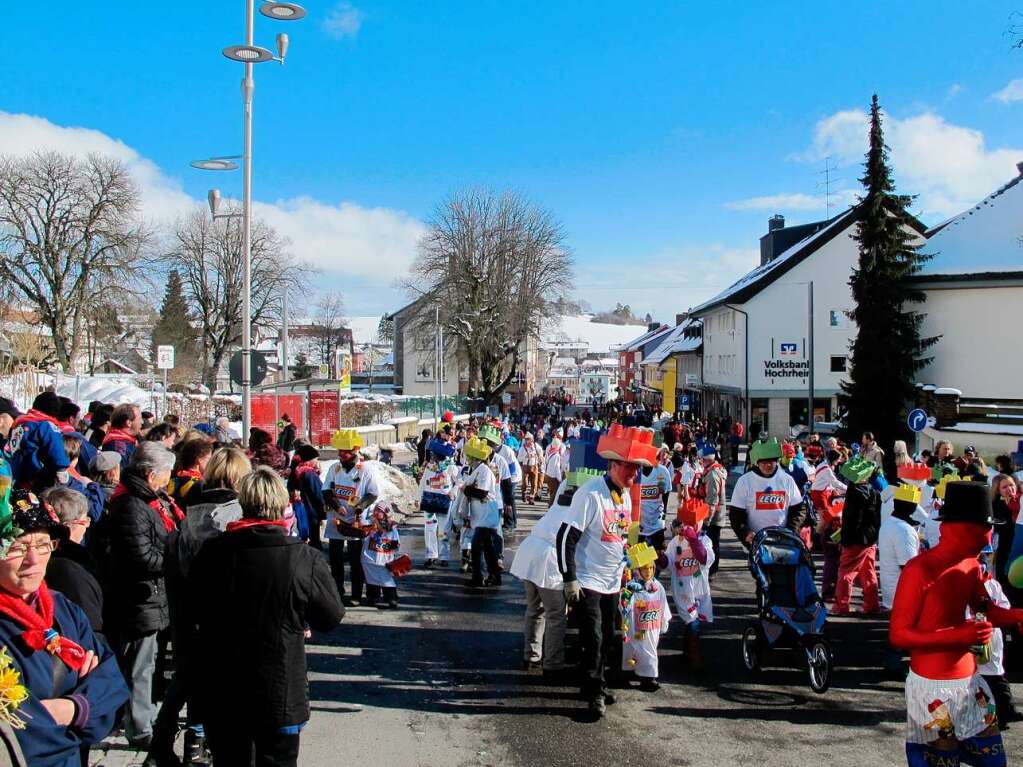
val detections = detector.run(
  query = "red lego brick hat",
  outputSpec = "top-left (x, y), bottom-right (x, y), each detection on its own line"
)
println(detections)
top-left (596, 424), bottom-right (657, 467)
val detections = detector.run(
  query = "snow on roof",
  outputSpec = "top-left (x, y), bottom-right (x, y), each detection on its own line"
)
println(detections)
top-left (922, 171), bottom-right (1023, 276)
top-left (691, 208), bottom-right (856, 314)
top-left (542, 315), bottom-right (649, 355)
top-left (620, 324), bottom-right (671, 352)
top-left (643, 321), bottom-right (702, 365)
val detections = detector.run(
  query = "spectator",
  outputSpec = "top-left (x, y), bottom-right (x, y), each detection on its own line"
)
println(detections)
top-left (214, 417), bottom-right (236, 445)
top-left (102, 403), bottom-right (142, 468)
top-left (86, 404), bottom-right (113, 450)
top-left (0, 398), bottom-right (20, 453)
top-left (0, 489), bottom-right (128, 767)
top-left (7, 391), bottom-right (69, 491)
top-left (57, 398), bottom-right (98, 478)
top-left (43, 486), bottom-right (104, 634)
top-left (106, 442), bottom-right (181, 749)
top-left (954, 444), bottom-right (980, 475)
top-left (163, 413), bottom-right (180, 429)
top-left (276, 414), bottom-right (297, 456)
top-left (93, 451), bottom-right (121, 503)
top-left (144, 423), bottom-right (179, 450)
top-left (59, 435), bottom-right (105, 524)
top-left (188, 467), bottom-right (344, 766)
top-left (859, 431), bottom-right (885, 467)
top-left (248, 427), bottom-right (287, 473)
top-left (892, 439), bottom-right (912, 469)
top-left (169, 436), bottom-right (214, 510)
top-left (293, 444), bottom-right (326, 550)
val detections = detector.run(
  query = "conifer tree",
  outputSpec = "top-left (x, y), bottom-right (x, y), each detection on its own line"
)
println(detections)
top-left (152, 270), bottom-right (198, 380)
top-left (838, 95), bottom-right (938, 465)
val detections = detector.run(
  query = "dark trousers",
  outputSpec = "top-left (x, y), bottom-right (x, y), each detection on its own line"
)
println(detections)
top-left (706, 524), bottom-right (722, 575)
top-left (206, 724), bottom-right (300, 767)
top-left (578, 589), bottom-right (619, 699)
top-left (504, 495), bottom-right (518, 529)
top-left (471, 527), bottom-right (501, 582)
top-left (984, 673), bottom-right (1019, 727)
top-left (306, 507), bottom-right (323, 551)
top-left (328, 539), bottom-right (364, 600)
top-left (366, 585), bottom-right (397, 604)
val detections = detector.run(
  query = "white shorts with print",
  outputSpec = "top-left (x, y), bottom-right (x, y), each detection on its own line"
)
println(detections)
top-left (905, 670), bottom-right (997, 744)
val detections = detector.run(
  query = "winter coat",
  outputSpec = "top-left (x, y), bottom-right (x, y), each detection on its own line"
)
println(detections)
top-left (701, 463), bottom-right (729, 526)
top-left (840, 482), bottom-right (881, 547)
top-left (6, 410), bottom-right (69, 487)
top-left (46, 540), bottom-right (104, 634)
top-left (66, 474), bottom-right (105, 524)
top-left (188, 524), bottom-right (344, 730)
top-left (101, 430), bottom-right (138, 469)
top-left (251, 443), bottom-right (288, 473)
top-left (105, 473), bottom-right (173, 638)
top-left (172, 488), bottom-right (243, 580)
top-left (276, 423), bottom-right (297, 453)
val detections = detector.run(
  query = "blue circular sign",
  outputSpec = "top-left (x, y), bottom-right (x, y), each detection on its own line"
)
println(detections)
top-left (907, 408), bottom-right (928, 433)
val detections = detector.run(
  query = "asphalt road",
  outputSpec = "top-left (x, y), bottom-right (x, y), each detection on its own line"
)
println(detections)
top-left (94, 489), bottom-right (1023, 767)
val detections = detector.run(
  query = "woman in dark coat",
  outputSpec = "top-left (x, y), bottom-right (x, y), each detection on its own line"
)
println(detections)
top-left (188, 467), bottom-right (344, 766)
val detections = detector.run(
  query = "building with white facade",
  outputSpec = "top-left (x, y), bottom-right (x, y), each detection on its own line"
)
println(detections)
top-left (690, 207), bottom-right (924, 437)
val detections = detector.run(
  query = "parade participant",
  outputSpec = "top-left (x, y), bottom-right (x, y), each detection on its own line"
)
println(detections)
top-left (324, 431), bottom-right (379, 605)
top-left (362, 504), bottom-right (408, 609)
top-left (879, 483), bottom-right (922, 675)
top-left (420, 437), bottom-right (458, 568)
top-left (0, 489), bottom-right (128, 767)
top-left (480, 424), bottom-right (517, 531)
top-left (621, 542), bottom-right (670, 691)
top-left (975, 544), bottom-right (1022, 730)
top-left (188, 467), bottom-right (344, 767)
top-left (728, 438), bottom-right (805, 548)
top-left (697, 446), bottom-right (728, 576)
top-left (556, 424), bottom-right (658, 718)
top-left (891, 481), bottom-right (1023, 766)
top-left (664, 517), bottom-right (714, 670)
top-left (463, 437), bottom-right (502, 588)
top-left (543, 437), bottom-right (565, 506)
top-left (517, 433), bottom-right (543, 505)
top-left (509, 470), bottom-right (584, 676)
top-left (638, 457), bottom-right (672, 551)
top-left (833, 457), bottom-right (882, 615)
top-left (6, 391), bottom-right (69, 490)
top-left (446, 461), bottom-right (475, 572)
top-left (101, 403), bottom-right (142, 468)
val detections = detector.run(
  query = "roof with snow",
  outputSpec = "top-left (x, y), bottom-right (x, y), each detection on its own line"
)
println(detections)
top-left (541, 315), bottom-right (649, 355)
top-left (619, 324), bottom-right (671, 353)
top-left (643, 320), bottom-right (703, 365)
top-left (920, 169), bottom-right (1023, 279)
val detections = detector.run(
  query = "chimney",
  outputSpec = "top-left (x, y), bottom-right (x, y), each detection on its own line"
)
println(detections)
top-left (768, 214), bottom-right (785, 232)
top-left (647, 322), bottom-right (660, 332)
top-left (675, 312), bottom-right (688, 327)
top-left (1017, 160), bottom-right (1023, 177)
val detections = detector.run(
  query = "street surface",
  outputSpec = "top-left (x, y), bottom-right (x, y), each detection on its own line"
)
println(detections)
top-left (93, 488), bottom-right (1023, 767)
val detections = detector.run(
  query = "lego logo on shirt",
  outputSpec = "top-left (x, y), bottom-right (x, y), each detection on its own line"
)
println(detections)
top-left (640, 485), bottom-right (661, 500)
top-left (335, 486), bottom-right (356, 503)
top-left (600, 506), bottom-right (630, 542)
top-left (755, 490), bottom-right (787, 511)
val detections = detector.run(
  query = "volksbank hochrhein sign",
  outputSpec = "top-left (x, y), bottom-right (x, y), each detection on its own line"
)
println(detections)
top-left (764, 339), bottom-right (809, 382)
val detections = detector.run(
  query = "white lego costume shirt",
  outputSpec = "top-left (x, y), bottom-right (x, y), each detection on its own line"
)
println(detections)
top-left (566, 476), bottom-right (632, 594)
top-left (466, 461), bottom-right (501, 530)
top-left (974, 578), bottom-right (1010, 676)
top-left (878, 514), bottom-right (920, 610)
top-left (621, 580), bottom-right (671, 678)
top-left (730, 468), bottom-right (803, 535)
top-left (510, 493), bottom-right (579, 590)
top-left (419, 462), bottom-right (458, 560)
top-left (494, 444), bottom-right (522, 485)
top-left (664, 531), bottom-right (715, 624)
top-left (638, 464), bottom-right (672, 535)
top-left (323, 461), bottom-right (380, 541)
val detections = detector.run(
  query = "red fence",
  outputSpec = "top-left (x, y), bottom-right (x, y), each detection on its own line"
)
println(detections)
top-left (249, 392), bottom-right (336, 446)
top-left (309, 391), bottom-right (340, 447)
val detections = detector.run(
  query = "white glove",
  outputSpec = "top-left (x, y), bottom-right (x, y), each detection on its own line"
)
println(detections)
top-left (563, 579), bottom-right (581, 604)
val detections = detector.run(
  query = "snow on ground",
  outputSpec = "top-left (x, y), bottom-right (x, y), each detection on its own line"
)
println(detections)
top-left (319, 458), bottom-right (419, 520)
top-left (542, 314), bottom-right (649, 355)
top-left (55, 376), bottom-right (156, 409)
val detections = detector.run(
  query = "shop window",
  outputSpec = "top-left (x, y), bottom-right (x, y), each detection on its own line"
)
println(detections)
top-left (830, 355), bottom-right (846, 373)
top-left (751, 398), bottom-right (769, 434)
top-left (789, 398), bottom-right (833, 429)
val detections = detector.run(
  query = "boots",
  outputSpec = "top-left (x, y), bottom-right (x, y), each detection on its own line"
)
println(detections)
top-left (684, 628), bottom-right (704, 671)
top-left (183, 729), bottom-right (211, 765)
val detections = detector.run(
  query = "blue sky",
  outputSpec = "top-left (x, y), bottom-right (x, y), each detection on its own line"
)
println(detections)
top-left (1, 1), bottom-right (1021, 317)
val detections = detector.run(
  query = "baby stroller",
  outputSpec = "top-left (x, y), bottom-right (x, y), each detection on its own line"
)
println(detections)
top-left (740, 526), bottom-right (833, 693)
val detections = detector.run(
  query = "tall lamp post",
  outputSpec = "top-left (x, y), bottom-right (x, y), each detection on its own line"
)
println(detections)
top-left (191, 1), bottom-right (305, 443)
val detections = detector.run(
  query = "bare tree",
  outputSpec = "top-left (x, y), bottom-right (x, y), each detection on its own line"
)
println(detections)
top-left (404, 189), bottom-right (573, 405)
top-left (163, 206), bottom-right (308, 390)
top-left (0, 151), bottom-right (149, 370)
top-left (312, 290), bottom-right (348, 375)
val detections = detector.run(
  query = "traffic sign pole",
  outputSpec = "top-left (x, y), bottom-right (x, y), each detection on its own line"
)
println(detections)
top-left (907, 408), bottom-right (928, 460)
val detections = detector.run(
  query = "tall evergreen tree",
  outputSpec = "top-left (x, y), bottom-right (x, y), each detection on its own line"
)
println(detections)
top-left (152, 269), bottom-right (198, 380)
top-left (838, 95), bottom-right (938, 467)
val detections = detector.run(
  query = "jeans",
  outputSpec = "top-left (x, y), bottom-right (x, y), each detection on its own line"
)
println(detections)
top-left (471, 527), bottom-right (501, 582)
top-left (505, 494), bottom-right (518, 529)
top-left (116, 632), bottom-right (159, 741)
top-left (523, 581), bottom-right (568, 669)
top-left (328, 539), bottom-right (364, 600)
top-left (578, 589), bottom-right (620, 699)
top-left (206, 724), bottom-right (300, 767)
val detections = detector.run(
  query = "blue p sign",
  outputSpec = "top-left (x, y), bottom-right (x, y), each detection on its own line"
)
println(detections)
top-left (907, 408), bottom-right (928, 433)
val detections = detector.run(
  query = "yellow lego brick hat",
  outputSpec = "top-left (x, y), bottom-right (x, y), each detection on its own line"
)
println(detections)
top-left (331, 429), bottom-right (363, 452)
top-left (627, 542), bottom-right (657, 570)
top-left (894, 483), bottom-right (922, 505)
top-left (463, 437), bottom-right (493, 462)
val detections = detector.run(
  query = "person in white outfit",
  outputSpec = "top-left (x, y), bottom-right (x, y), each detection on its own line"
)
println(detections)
top-left (419, 437), bottom-right (458, 568)
top-left (664, 519), bottom-right (715, 670)
top-left (621, 547), bottom-right (671, 691)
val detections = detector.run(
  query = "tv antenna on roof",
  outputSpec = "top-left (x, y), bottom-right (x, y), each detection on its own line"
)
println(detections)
top-left (816, 156), bottom-right (842, 219)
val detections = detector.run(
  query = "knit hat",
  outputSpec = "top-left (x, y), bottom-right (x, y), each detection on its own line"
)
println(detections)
top-left (296, 444), bottom-right (320, 462)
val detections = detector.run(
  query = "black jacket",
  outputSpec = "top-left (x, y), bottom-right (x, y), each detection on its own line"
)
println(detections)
top-left (276, 423), bottom-right (297, 453)
top-left (840, 482), bottom-right (881, 546)
top-left (46, 540), bottom-right (104, 634)
top-left (105, 473), bottom-right (172, 639)
top-left (188, 524), bottom-right (344, 729)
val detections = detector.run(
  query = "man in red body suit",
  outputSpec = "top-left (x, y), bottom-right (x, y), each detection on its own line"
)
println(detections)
top-left (891, 481), bottom-right (1023, 766)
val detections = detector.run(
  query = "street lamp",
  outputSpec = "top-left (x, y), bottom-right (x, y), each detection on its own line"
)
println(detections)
top-left (191, 0), bottom-right (304, 444)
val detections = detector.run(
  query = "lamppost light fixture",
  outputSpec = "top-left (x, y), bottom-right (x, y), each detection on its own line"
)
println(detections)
top-left (190, 158), bottom-right (239, 171)
top-left (208, 189), bottom-right (221, 218)
top-left (223, 44), bottom-right (275, 64)
top-left (259, 1), bottom-right (307, 20)
top-left (276, 33), bottom-right (289, 63)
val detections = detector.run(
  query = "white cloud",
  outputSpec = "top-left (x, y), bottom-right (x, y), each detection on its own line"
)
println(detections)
top-left (0, 110), bottom-right (425, 303)
top-left (993, 78), bottom-right (1023, 104)
top-left (322, 2), bottom-right (364, 40)
top-left (946, 83), bottom-right (964, 100)
top-left (726, 193), bottom-right (828, 212)
top-left (794, 108), bottom-right (1023, 219)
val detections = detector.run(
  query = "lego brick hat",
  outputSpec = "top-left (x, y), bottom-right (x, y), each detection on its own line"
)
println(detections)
top-left (626, 542), bottom-right (658, 570)
top-left (894, 483), bottom-right (922, 505)
top-left (441, 411), bottom-right (454, 423)
top-left (840, 456), bottom-right (875, 483)
top-left (427, 436), bottom-right (455, 459)
top-left (331, 429), bottom-right (363, 452)
top-left (897, 463), bottom-right (931, 482)
top-left (596, 424), bottom-right (657, 467)
top-left (749, 438), bottom-right (783, 464)
top-left (934, 472), bottom-right (960, 500)
top-left (935, 481), bottom-right (999, 525)
top-left (463, 437), bottom-right (493, 462)
top-left (478, 423), bottom-right (502, 447)
top-left (567, 468), bottom-right (603, 488)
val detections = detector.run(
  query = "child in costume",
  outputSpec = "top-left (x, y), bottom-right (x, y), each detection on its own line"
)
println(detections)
top-left (446, 463), bottom-right (475, 572)
top-left (975, 544), bottom-right (1022, 729)
top-left (462, 437), bottom-right (502, 587)
top-left (664, 517), bottom-right (715, 670)
top-left (621, 543), bottom-right (671, 691)
top-left (419, 437), bottom-right (458, 568)
top-left (833, 456), bottom-right (881, 615)
top-left (891, 481), bottom-right (1023, 766)
top-left (361, 504), bottom-right (408, 609)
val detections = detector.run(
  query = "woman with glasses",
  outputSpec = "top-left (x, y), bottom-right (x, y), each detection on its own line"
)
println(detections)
top-left (0, 488), bottom-right (127, 767)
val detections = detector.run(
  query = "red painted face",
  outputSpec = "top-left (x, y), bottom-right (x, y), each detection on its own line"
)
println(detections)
top-left (609, 460), bottom-right (641, 489)
top-left (938, 521), bottom-right (993, 556)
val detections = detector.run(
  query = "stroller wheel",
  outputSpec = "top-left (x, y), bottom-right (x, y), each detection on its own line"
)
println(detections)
top-left (807, 639), bottom-right (832, 694)
top-left (741, 625), bottom-right (763, 672)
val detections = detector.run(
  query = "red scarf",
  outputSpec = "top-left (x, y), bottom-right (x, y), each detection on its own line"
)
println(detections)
top-left (12, 409), bottom-right (60, 429)
top-left (176, 468), bottom-right (203, 481)
top-left (110, 484), bottom-right (185, 532)
top-left (0, 583), bottom-right (86, 671)
top-left (293, 461), bottom-right (320, 480)
top-left (225, 518), bottom-right (290, 533)
top-left (102, 429), bottom-right (137, 448)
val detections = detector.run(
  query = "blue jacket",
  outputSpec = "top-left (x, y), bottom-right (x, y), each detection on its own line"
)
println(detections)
top-left (66, 430), bottom-right (97, 476)
top-left (67, 475), bottom-right (106, 524)
top-left (0, 590), bottom-right (128, 767)
top-left (7, 411), bottom-right (69, 486)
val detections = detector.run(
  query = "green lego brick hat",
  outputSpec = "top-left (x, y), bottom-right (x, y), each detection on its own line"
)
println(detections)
top-left (567, 468), bottom-right (602, 488)
top-left (749, 438), bottom-right (783, 464)
top-left (478, 423), bottom-right (502, 446)
top-left (841, 456), bottom-right (875, 483)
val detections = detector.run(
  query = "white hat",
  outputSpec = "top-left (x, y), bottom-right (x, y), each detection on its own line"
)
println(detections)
top-left (94, 451), bottom-right (121, 472)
